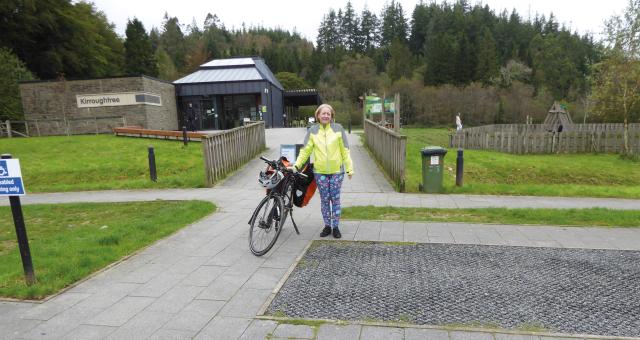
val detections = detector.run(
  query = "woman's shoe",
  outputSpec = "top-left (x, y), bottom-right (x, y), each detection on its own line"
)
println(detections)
top-left (320, 226), bottom-right (332, 237)
top-left (332, 228), bottom-right (341, 239)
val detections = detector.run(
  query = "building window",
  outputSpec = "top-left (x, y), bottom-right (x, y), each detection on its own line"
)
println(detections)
top-left (135, 94), bottom-right (161, 105)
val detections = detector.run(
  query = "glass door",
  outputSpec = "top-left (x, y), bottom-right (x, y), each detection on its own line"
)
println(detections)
top-left (201, 99), bottom-right (218, 130)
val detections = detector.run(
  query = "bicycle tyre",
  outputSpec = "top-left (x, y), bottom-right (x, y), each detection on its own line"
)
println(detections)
top-left (249, 194), bottom-right (284, 256)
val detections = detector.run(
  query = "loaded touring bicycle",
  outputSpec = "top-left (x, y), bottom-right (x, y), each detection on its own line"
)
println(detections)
top-left (248, 156), bottom-right (316, 256)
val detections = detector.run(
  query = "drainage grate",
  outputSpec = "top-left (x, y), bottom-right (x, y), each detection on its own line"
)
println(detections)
top-left (267, 241), bottom-right (640, 337)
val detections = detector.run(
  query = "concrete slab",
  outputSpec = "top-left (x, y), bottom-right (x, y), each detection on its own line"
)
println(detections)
top-left (273, 323), bottom-right (315, 338)
top-left (86, 296), bottom-right (155, 327)
top-left (162, 299), bottom-right (224, 332)
top-left (405, 327), bottom-right (450, 340)
top-left (218, 288), bottom-right (272, 318)
top-left (105, 310), bottom-right (173, 340)
top-left (360, 325), bottom-right (404, 340)
top-left (316, 323), bottom-right (362, 340)
top-left (63, 325), bottom-right (117, 340)
top-left (193, 316), bottom-right (252, 339)
top-left (238, 319), bottom-right (278, 340)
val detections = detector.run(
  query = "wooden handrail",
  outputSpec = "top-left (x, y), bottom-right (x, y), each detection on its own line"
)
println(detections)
top-left (201, 122), bottom-right (266, 186)
top-left (363, 119), bottom-right (407, 191)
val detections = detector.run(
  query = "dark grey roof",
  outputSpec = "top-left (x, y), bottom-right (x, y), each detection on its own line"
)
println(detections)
top-left (253, 58), bottom-right (284, 90)
top-left (173, 68), bottom-right (262, 84)
top-left (173, 57), bottom-right (283, 90)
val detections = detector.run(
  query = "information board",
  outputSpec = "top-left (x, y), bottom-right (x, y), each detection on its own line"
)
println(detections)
top-left (280, 144), bottom-right (297, 164)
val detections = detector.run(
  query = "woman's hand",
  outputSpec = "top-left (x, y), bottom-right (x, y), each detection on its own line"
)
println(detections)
top-left (348, 172), bottom-right (353, 180)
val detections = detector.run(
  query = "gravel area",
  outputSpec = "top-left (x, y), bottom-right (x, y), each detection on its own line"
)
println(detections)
top-left (267, 241), bottom-right (640, 337)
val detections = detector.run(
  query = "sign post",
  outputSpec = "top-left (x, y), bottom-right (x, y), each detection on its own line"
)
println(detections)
top-left (0, 154), bottom-right (35, 285)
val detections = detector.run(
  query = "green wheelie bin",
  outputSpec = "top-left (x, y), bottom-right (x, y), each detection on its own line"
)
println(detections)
top-left (419, 146), bottom-right (448, 193)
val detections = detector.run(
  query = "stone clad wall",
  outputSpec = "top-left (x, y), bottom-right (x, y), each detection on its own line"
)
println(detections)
top-left (19, 76), bottom-right (177, 136)
top-left (142, 77), bottom-right (178, 130)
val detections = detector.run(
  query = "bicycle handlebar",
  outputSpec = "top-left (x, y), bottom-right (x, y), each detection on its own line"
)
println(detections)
top-left (259, 156), bottom-right (308, 179)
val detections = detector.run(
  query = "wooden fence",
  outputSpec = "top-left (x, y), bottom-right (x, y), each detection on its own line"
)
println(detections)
top-left (364, 119), bottom-right (407, 191)
top-left (1, 116), bottom-right (127, 137)
top-left (0, 120), bottom-right (29, 137)
top-left (451, 123), bottom-right (640, 154)
top-left (114, 127), bottom-right (208, 141)
top-left (201, 121), bottom-right (265, 186)
top-left (458, 123), bottom-right (640, 134)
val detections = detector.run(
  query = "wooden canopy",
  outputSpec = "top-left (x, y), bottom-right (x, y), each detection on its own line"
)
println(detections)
top-left (543, 101), bottom-right (573, 132)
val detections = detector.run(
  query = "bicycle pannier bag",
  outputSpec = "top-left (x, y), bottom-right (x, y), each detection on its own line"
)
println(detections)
top-left (293, 163), bottom-right (316, 207)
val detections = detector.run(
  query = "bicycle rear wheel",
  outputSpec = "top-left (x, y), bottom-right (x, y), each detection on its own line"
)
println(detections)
top-left (249, 195), bottom-right (284, 256)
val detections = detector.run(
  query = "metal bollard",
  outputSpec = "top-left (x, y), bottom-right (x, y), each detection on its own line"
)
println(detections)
top-left (348, 118), bottom-right (352, 134)
top-left (182, 126), bottom-right (188, 146)
top-left (148, 146), bottom-right (157, 182)
top-left (456, 148), bottom-right (464, 187)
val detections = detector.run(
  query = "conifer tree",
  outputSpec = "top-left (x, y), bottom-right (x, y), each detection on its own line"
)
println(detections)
top-left (341, 1), bottom-right (359, 51)
top-left (475, 27), bottom-right (498, 84)
top-left (124, 18), bottom-right (158, 77)
top-left (360, 7), bottom-right (380, 54)
top-left (381, 0), bottom-right (408, 47)
top-left (386, 39), bottom-right (413, 81)
top-left (159, 13), bottom-right (186, 71)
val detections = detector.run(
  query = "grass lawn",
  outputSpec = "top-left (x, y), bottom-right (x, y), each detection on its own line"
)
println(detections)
top-left (401, 128), bottom-right (640, 198)
top-left (0, 135), bottom-right (205, 192)
top-left (0, 200), bottom-right (215, 299)
top-left (342, 206), bottom-right (640, 227)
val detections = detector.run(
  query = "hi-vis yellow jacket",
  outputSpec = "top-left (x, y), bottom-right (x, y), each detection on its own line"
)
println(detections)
top-left (294, 122), bottom-right (354, 175)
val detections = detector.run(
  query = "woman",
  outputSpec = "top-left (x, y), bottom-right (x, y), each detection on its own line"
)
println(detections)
top-left (292, 104), bottom-right (354, 238)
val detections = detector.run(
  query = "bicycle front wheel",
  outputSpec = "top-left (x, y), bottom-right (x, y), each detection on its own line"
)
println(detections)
top-left (249, 195), bottom-right (284, 256)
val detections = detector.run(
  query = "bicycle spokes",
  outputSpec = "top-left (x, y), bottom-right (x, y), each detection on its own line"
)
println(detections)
top-left (249, 195), bottom-right (284, 256)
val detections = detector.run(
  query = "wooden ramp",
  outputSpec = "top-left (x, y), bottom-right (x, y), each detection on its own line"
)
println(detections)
top-left (113, 127), bottom-right (209, 141)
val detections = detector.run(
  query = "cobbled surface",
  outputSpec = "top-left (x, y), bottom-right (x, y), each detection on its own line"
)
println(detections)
top-left (267, 241), bottom-right (640, 337)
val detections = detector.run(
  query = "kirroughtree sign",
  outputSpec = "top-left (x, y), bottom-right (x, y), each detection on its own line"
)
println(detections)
top-left (0, 159), bottom-right (25, 196)
top-left (76, 92), bottom-right (162, 108)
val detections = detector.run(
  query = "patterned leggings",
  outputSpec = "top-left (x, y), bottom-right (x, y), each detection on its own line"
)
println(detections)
top-left (315, 173), bottom-right (344, 229)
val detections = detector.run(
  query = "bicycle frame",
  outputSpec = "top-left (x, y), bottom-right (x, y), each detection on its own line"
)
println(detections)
top-left (249, 157), bottom-right (303, 235)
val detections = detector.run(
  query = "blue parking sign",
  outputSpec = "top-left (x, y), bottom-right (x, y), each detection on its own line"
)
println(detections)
top-left (0, 160), bottom-right (8, 177)
top-left (0, 159), bottom-right (25, 196)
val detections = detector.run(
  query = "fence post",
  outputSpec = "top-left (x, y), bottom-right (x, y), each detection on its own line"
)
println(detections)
top-left (6, 120), bottom-right (11, 138)
top-left (148, 146), bottom-right (157, 182)
top-left (456, 148), bottom-right (464, 186)
top-left (64, 117), bottom-right (70, 136)
top-left (394, 93), bottom-right (400, 133)
top-left (182, 126), bottom-right (188, 146)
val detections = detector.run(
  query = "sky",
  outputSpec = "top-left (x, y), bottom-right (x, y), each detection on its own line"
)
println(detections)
top-left (91, 0), bottom-right (629, 42)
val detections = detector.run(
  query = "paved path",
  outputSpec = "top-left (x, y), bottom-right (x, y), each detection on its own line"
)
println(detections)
top-left (1, 128), bottom-right (639, 340)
